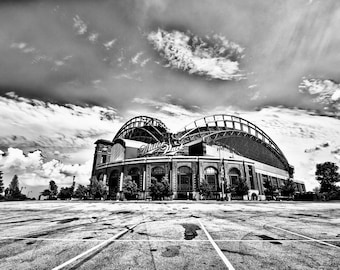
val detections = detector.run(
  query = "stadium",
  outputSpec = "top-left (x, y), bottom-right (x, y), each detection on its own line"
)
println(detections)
top-left (91, 115), bottom-right (305, 200)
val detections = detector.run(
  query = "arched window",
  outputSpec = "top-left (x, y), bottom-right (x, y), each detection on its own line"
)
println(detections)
top-left (228, 168), bottom-right (241, 186)
top-left (128, 167), bottom-right (141, 189)
top-left (109, 170), bottom-right (120, 196)
top-left (151, 166), bottom-right (165, 182)
top-left (204, 167), bottom-right (218, 191)
top-left (177, 166), bottom-right (193, 192)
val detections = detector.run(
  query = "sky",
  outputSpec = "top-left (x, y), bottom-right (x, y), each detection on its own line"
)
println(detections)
top-left (0, 0), bottom-right (340, 197)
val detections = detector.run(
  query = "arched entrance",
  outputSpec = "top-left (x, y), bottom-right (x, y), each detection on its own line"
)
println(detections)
top-left (204, 167), bottom-right (218, 191)
top-left (128, 167), bottom-right (141, 190)
top-left (228, 168), bottom-right (241, 186)
top-left (177, 166), bottom-right (193, 199)
top-left (151, 166), bottom-right (165, 182)
top-left (251, 193), bottom-right (258, 200)
top-left (108, 170), bottom-right (120, 199)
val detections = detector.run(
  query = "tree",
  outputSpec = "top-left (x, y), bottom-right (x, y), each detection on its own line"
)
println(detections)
top-left (6, 175), bottom-right (26, 200)
top-left (0, 171), bottom-right (4, 195)
top-left (280, 179), bottom-right (295, 197)
top-left (316, 162), bottom-right (340, 193)
top-left (313, 186), bottom-right (320, 193)
top-left (199, 180), bottom-right (213, 199)
top-left (57, 179), bottom-right (76, 200)
top-left (89, 176), bottom-right (107, 199)
top-left (8, 175), bottom-right (21, 199)
top-left (49, 180), bottom-right (58, 199)
top-left (58, 187), bottom-right (73, 200)
top-left (41, 189), bottom-right (51, 197)
top-left (232, 178), bottom-right (249, 197)
top-left (122, 176), bottom-right (138, 200)
top-left (73, 184), bottom-right (88, 199)
top-left (149, 177), bottom-right (173, 200)
top-left (263, 178), bottom-right (275, 199)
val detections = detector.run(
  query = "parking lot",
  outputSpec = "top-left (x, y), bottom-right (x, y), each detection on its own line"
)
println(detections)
top-left (0, 201), bottom-right (339, 269)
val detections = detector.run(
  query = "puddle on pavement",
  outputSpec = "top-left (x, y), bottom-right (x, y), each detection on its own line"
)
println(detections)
top-left (257, 234), bottom-right (282, 245)
top-left (295, 213), bottom-right (319, 217)
top-left (161, 246), bottom-right (181, 257)
top-left (0, 218), bottom-right (43, 225)
top-left (137, 232), bottom-right (149, 236)
top-left (115, 211), bottom-right (132, 214)
top-left (57, 217), bottom-right (80, 224)
top-left (82, 236), bottom-right (94, 239)
top-left (181, 223), bottom-right (200, 240)
top-left (30, 232), bottom-right (50, 238)
top-left (221, 249), bottom-right (248, 256)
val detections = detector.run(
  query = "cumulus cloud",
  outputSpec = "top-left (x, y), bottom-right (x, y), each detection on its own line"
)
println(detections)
top-left (131, 97), bottom-right (203, 128)
top-left (10, 42), bottom-right (28, 50)
top-left (0, 92), bottom-right (123, 163)
top-left (131, 51), bottom-right (144, 64)
top-left (299, 79), bottom-right (340, 114)
top-left (88, 32), bottom-right (99, 43)
top-left (147, 29), bottom-right (245, 80)
top-left (129, 51), bottom-right (151, 68)
top-left (0, 147), bottom-right (92, 188)
top-left (73, 15), bottom-right (88, 35)
top-left (103, 39), bottom-right (116, 50)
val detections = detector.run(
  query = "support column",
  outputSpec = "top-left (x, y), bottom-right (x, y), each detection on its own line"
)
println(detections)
top-left (143, 170), bottom-right (146, 191)
top-left (103, 174), bottom-right (107, 186)
top-left (119, 171), bottom-right (124, 191)
top-left (103, 174), bottom-right (108, 200)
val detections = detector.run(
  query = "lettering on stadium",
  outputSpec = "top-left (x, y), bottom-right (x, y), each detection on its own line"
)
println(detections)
top-left (138, 142), bottom-right (184, 156)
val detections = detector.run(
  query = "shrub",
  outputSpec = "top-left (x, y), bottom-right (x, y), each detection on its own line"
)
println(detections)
top-left (149, 177), bottom-right (173, 200)
top-left (58, 187), bottom-right (73, 200)
top-left (232, 178), bottom-right (249, 196)
top-left (89, 176), bottom-right (107, 199)
top-left (199, 180), bottom-right (213, 199)
top-left (280, 179), bottom-right (295, 197)
top-left (122, 176), bottom-right (138, 200)
top-left (73, 184), bottom-right (89, 199)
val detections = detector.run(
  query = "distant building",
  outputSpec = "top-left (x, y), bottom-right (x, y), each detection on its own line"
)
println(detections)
top-left (91, 115), bottom-right (305, 200)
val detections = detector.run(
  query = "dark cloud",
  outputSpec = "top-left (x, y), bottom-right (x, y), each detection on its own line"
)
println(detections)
top-left (0, 0), bottom-right (340, 113)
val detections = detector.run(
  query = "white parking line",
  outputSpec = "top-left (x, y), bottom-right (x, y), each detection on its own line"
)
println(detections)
top-left (198, 220), bottom-right (235, 270)
top-left (1, 236), bottom-right (339, 243)
top-left (51, 223), bottom-right (139, 270)
top-left (267, 224), bottom-right (340, 250)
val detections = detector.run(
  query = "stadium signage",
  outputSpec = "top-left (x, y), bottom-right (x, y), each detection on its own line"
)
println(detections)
top-left (139, 142), bottom-right (184, 156)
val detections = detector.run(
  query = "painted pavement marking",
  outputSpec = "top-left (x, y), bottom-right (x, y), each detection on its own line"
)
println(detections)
top-left (198, 220), bottom-right (235, 270)
top-left (51, 223), bottom-right (139, 270)
top-left (267, 224), bottom-right (340, 250)
top-left (1, 237), bottom-right (339, 243)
